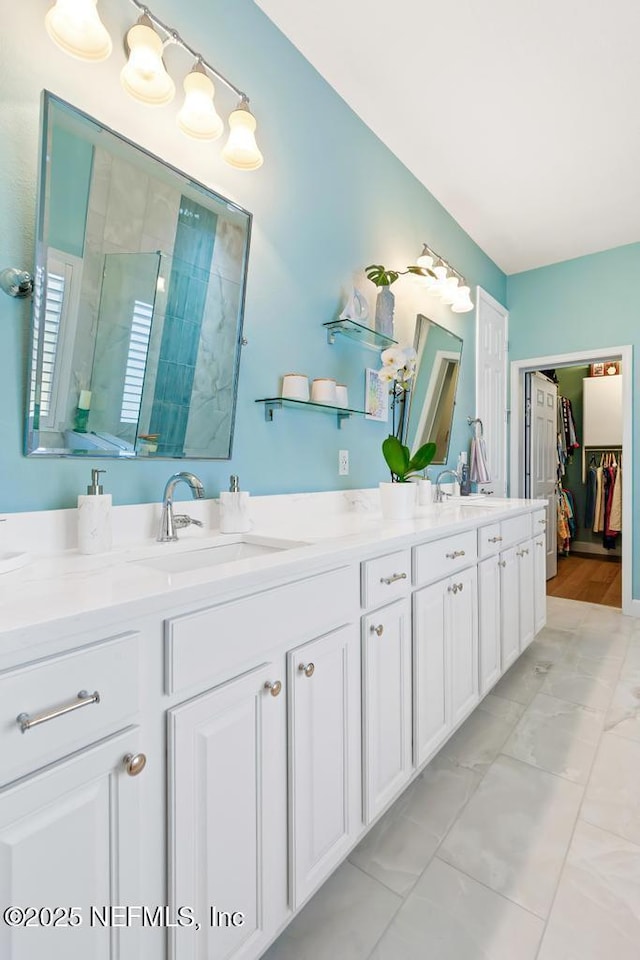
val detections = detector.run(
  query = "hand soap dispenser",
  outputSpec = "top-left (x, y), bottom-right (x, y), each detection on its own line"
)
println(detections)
top-left (78, 469), bottom-right (112, 554)
top-left (219, 475), bottom-right (251, 534)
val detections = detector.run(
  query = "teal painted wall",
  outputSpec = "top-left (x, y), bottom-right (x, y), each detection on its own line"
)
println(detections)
top-left (507, 242), bottom-right (639, 596)
top-left (48, 125), bottom-right (93, 258)
top-left (0, 0), bottom-right (505, 512)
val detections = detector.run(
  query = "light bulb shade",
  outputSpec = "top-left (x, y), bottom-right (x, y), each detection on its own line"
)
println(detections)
top-left (429, 279), bottom-right (447, 298)
top-left (451, 285), bottom-right (474, 313)
top-left (441, 276), bottom-right (460, 305)
top-left (416, 245), bottom-right (433, 271)
top-left (120, 21), bottom-right (175, 106)
top-left (177, 69), bottom-right (223, 140)
top-left (222, 102), bottom-right (263, 171)
top-left (45, 0), bottom-right (112, 61)
top-left (433, 260), bottom-right (448, 281)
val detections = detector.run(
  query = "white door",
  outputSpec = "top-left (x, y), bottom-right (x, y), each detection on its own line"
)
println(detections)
top-left (413, 578), bottom-right (449, 767)
top-left (500, 547), bottom-right (520, 671)
top-left (0, 729), bottom-right (143, 960)
top-left (288, 625), bottom-right (361, 908)
top-left (533, 533), bottom-right (547, 634)
top-left (478, 555), bottom-right (502, 694)
top-left (476, 288), bottom-right (509, 496)
top-left (526, 371), bottom-right (558, 578)
top-left (448, 566), bottom-right (480, 727)
top-left (168, 663), bottom-right (288, 960)
top-left (362, 600), bottom-right (412, 824)
top-left (517, 539), bottom-right (535, 651)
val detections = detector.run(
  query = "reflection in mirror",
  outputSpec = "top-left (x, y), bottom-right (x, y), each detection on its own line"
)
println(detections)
top-left (26, 92), bottom-right (251, 458)
top-left (403, 314), bottom-right (463, 465)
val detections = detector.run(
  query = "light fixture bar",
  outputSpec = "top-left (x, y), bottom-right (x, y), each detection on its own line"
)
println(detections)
top-left (127, 0), bottom-right (248, 101)
top-left (419, 242), bottom-right (467, 285)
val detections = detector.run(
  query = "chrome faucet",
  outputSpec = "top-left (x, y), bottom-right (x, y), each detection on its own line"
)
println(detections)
top-left (434, 469), bottom-right (461, 503)
top-left (157, 472), bottom-right (205, 542)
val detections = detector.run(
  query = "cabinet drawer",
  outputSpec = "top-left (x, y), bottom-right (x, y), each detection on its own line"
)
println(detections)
top-left (0, 632), bottom-right (140, 787)
top-left (478, 522), bottom-right (504, 558)
top-left (501, 514), bottom-right (532, 547)
top-left (532, 509), bottom-right (547, 535)
top-left (166, 565), bottom-right (357, 694)
top-left (361, 550), bottom-right (411, 609)
top-left (413, 531), bottom-right (477, 587)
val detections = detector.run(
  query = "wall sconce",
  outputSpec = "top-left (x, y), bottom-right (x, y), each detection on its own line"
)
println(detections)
top-left (44, 0), bottom-right (264, 170)
top-left (415, 243), bottom-right (474, 313)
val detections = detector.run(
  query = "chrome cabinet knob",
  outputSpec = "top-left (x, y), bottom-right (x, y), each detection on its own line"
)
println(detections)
top-left (123, 753), bottom-right (147, 777)
top-left (298, 662), bottom-right (315, 678)
top-left (264, 680), bottom-right (282, 697)
top-left (536, 540), bottom-right (544, 547)
top-left (445, 549), bottom-right (466, 559)
top-left (371, 624), bottom-right (384, 636)
top-left (457, 582), bottom-right (464, 591)
top-left (448, 583), bottom-right (458, 594)
top-left (499, 560), bottom-right (507, 567)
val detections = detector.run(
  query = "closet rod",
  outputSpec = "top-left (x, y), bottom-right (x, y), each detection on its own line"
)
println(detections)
top-left (582, 445), bottom-right (622, 483)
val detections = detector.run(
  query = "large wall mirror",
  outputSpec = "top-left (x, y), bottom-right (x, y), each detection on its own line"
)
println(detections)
top-left (403, 314), bottom-right (463, 464)
top-left (26, 93), bottom-right (251, 459)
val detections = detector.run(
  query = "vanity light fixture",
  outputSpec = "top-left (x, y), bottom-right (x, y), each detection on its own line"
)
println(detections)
top-left (45, 0), bottom-right (113, 61)
top-left (414, 243), bottom-right (475, 313)
top-left (44, 0), bottom-right (264, 170)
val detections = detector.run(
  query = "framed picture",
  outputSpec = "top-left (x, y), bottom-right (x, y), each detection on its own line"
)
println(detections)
top-left (364, 368), bottom-right (388, 422)
top-left (605, 361), bottom-right (621, 376)
top-left (589, 362), bottom-right (605, 377)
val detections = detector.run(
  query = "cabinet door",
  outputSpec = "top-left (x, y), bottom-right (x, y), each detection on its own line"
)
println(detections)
top-left (518, 538), bottom-right (535, 651)
top-left (478, 555), bottom-right (502, 694)
top-left (168, 663), bottom-right (287, 960)
top-left (448, 566), bottom-right (480, 727)
top-left (533, 534), bottom-right (547, 635)
top-left (362, 599), bottom-right (412, 824)
top-left (413, 579), bottom-right (449, 767)
top-left (0, 729), bottom-right (143, 960)
top-left (500, 547), bottom-right (520, 671)
top-left (288, 625), bottom-right (361, 908)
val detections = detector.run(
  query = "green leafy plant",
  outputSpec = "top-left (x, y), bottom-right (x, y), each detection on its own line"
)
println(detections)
top-left (365, 263), bottom-right (434, 287)
top-left (382, 435), bottom-right (436, 483)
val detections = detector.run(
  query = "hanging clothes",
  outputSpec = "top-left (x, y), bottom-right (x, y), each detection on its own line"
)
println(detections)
top-left (584, 459), bottom-right (597, 529)
top-left (609, 463), bottom-right (622, 533)
top-left (560, 397), bottom-right (579, 454)
top-left (593, 466), bottom-right (604, 533)
top-left (557, 488), bottom-right (575, 556)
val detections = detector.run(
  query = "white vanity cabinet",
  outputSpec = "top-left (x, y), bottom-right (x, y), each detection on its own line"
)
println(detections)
top-left (533, 531), bottom-right (547, 634)
top-left (361, 599), bottom-right (412, 824)
top-left (413, 564), bottom-right (479, 767)
top-left (168, 662), bottom-right (288, 960)
top-left (517, 538), bottom-right (535, 651)
top-left (478, 554), bottom-right (501, 693)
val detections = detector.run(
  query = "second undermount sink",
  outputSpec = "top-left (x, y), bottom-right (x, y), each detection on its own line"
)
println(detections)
top-left (134, 537), bottom-right (306, 574)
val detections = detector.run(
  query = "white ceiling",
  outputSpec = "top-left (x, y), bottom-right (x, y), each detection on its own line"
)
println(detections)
top-left (255, 0), bottom-right (640, 274)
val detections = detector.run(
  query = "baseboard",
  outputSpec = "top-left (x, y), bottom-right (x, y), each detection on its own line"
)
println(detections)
top-left (572, 539), bottom-right (622, 558)
top-left (624, 598), bottom-right (640, 619)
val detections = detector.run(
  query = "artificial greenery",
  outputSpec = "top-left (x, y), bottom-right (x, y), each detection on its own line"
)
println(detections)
top-left (382, 435), bottom-right (437, 483)
top-left (365, 263), bottom-right (434, 287)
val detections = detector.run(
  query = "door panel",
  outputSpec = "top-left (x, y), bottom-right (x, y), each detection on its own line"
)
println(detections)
top-left (478, 555), bottom-right (501, 694)
top-left (449, 566), bottom-right (479, 726)
top-left (476, 289), bottom-right (508, 496)
top-left (413, 580), bottom-right (448, 766)
top-left (526, 371), bottom-right (558, 578)
top-left (500, 547), bottom-right (520, 671)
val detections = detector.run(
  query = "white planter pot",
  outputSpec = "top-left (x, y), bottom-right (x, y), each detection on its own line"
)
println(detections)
top-left (379, 481), bottom-right (417, 521)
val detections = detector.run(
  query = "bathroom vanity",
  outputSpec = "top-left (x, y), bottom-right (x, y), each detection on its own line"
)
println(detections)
top-left (0, 493), bottom-right (547, 960)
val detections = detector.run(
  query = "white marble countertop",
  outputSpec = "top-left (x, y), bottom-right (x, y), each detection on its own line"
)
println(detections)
top-left (0, 492), bottom-right (545, 640)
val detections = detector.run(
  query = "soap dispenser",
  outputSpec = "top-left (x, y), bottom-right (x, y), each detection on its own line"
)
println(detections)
top-left (219, 475), bottom-right (251, 534)
top-left (78, 469), bottom-right (112, 554)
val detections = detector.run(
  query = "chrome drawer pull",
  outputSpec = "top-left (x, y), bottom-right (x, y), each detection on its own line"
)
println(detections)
top-left (371, 624), bottom-right (384, 636)
top-left (264, 680), bottom-right (282, 697)
top-left (298, 662), bottom-right (315, 678)
top-left (16, 689), bottom-right (100, 733)
top-left (499, 560), bottom-right (507, 567)
top-left (457, 582), bottom-right (464, 591)
top-left (538, 519), bottom-right (546, 525)
top-left (123, 753), bottom-right (147, 777)
top-left (380, 572), bottom-right (407, 585)
top-left (445, 550), bottom-right (466, 559)
top-left (448, 583), bottom-right (458, 594)
top-left (488, 536), bottom-right (503, 543)
top-left (516, 548), bottom-right (530, 557)
top-left (536, 540), bottom-right (544, 547)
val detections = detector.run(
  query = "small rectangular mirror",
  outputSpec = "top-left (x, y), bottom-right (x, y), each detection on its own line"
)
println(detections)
top-left (403, 314), bottom-right (463, 464)
top-left (26, 93), bottom-right (252, 459)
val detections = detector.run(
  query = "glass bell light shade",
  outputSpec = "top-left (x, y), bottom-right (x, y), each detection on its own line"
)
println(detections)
top-left (45, 0), bottom-right (112, 61)
top-left (452, 284), bottom-right (474, 313)
top-left (222, 99), bottom-right (264, 170)
top-left (120, 17), bottom-right (175, 106)
top-left (441, 275), bottom-right (460, 305)
top-left (177, 65), bottom-right (224, 140)
top-left (433, 259), bottom-right (448, 281)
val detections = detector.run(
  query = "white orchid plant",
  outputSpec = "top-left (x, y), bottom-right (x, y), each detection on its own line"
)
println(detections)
top-left (378, 346), bottom-right (436, 482)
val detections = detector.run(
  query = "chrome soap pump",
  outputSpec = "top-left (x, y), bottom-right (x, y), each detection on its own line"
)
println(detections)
top-left (219, 474), bottom-right (251, 534)
top-left (77, 468), bottom-right (112, 554)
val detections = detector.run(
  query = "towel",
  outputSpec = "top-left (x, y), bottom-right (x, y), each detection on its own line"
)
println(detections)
top-left (470, 436), bottom-right (490, 484)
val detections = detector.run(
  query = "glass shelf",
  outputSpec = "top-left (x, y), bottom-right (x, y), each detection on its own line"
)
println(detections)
top-left (256, 397), bottom-right (369, 429)
top-left (323, 318), bottom-right (397, 350)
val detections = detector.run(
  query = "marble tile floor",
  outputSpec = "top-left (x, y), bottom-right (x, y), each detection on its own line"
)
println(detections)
top-left (263, 597), bottom-right (640, 960)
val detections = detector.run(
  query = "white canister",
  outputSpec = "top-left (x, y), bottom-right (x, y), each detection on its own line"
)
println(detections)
top-left (417, 478), bottom-right (432, 505)
top-left (281, 373), bottom-right (310, 401)
top-left (335, 384), bottom-right (349, 408)
top-left (311, 378), bottom-right (337, 405)
top-left (379, 481), bottom-right (417, 521)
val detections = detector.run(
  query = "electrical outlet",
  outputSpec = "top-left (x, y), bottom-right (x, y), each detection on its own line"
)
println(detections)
top-left (338, 449), bottom-right (349, 476)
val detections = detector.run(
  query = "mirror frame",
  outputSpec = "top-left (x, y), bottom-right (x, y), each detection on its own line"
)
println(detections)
top-left (25, 91), bottom-right (252, 460)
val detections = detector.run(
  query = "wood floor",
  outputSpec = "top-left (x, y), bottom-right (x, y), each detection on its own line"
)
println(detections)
top-left (546, 554), bottom-right (622, 607)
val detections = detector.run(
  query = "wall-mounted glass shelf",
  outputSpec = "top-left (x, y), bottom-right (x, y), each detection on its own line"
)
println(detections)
top-left (323, 319), bottom-right (397, 350)
top-left (256, 397), bottom-right (368, 429)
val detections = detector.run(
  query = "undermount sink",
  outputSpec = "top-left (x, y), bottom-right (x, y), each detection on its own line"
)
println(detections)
top-left (133, 537), bottom-right (306, 574)
top-left (0, 551), bottom-right (30, 575)
top-left (450, 497), bottom-right (505, 508)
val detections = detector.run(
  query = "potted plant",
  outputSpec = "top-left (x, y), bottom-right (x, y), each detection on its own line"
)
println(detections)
top-left (377, 346), bottom-right (436, 520)
top-left (365, 263), bottom-right (431, 338)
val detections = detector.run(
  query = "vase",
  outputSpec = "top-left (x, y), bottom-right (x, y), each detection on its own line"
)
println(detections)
top-left (379, 481), bottom-right (417, 521)
top-left (374, 286), bottom-right (395, 338)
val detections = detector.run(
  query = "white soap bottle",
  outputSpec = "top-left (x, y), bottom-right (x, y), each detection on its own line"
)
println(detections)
top-left (219, 475), bottom-right (251, 534)
top-left (78, 468), bottom-right (112, 554)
